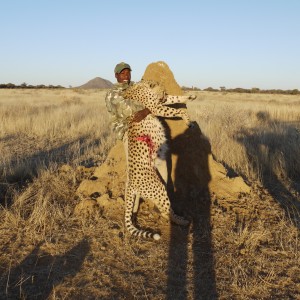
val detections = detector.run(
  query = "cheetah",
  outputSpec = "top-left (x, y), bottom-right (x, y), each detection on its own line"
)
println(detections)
top-left (122, 80), bottom-right (196, 240)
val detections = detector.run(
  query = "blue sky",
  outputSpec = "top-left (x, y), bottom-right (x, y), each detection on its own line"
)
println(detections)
top-left (1, 0), bottom-right (299, 89)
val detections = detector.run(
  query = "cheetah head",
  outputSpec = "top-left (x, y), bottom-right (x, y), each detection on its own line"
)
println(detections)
top-left (122, 80), bottom-right (166, 101)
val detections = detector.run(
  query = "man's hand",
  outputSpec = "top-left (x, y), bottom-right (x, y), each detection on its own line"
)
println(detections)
top-left (132, 108), bottom-right (151, 122)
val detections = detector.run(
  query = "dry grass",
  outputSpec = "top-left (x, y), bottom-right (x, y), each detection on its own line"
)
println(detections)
top-left (0, 88), bottom-right (114, 187)
top-left (188, 92), bottom-right (300, 183)
top-left (0, 89), bottom-right (299, 299)
top-left (188, 91), bottom-right (300, 215)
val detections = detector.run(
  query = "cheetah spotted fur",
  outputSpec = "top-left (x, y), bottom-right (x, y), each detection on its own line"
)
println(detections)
top-left (122, 80), bottom-right (196, 240)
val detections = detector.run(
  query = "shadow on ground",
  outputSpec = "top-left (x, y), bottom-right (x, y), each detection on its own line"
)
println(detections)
top-left (236, 117), bottom-right (300, 228)
top-left (0, 135), bottom-right (104, 207)
top-left (162, 120), bottom-right (218, 299)
top-left (0, 238), bottom-right (90, 299)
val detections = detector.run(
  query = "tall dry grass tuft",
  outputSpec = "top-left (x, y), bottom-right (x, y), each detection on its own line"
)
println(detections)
top-left (0, 89), bottom-right (114, 189)
top-left (6, 167), bottom-right (76, 239)
top-left (188, 91), bottom-right (300, 187)
top-left (0, 88), bottom-right (115, 239)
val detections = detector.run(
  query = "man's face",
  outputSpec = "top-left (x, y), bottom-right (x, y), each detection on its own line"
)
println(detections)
top-left (115, 68), bottom-right (131, 83)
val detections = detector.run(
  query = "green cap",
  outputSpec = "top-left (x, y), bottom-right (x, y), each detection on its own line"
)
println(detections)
top-left (114, 62), bottom-right (132, 74)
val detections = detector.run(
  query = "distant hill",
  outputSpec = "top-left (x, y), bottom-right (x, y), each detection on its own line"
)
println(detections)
top-left (77, 77), bottom-right (113, 89)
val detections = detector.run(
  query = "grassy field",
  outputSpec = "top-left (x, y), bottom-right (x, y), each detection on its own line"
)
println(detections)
top-left (188, 92), bottom-right (300, 213)
top-left (0, 89), bottom-right (299, 299)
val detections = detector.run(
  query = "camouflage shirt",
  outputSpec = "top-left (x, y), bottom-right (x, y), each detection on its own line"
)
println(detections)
top-left (105, 82), bottom-right (145, 140)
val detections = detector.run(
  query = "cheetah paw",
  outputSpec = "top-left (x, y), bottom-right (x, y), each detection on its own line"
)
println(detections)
top-left (188, 94), bottom-right (197, 101)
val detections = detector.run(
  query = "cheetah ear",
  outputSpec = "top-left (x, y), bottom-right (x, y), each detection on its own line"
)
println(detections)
top-left (149, 80), bottom-right (156, 88)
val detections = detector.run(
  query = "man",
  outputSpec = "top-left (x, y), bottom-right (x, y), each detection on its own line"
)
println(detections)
top-left (105, 62), bottom-right (168, 183)
top-left (105, 62), bottom-right (150, 143)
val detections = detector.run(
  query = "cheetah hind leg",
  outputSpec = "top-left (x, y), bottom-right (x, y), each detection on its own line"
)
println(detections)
top-left (152, 192), bottom-right (190, 226)
top-left (160, 203), bottom-right (190, 227)
top-left (131, 191), bottom-right (140, 224)
top-left (169, 208), bottom-right (190, 226)
top-left (125, 188), bottom-right (161, 241)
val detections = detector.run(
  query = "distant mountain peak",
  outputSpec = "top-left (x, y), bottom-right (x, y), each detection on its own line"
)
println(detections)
top-left (77, 77), bottom-right (113, 89)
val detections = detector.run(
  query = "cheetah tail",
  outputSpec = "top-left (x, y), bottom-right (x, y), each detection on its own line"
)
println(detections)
top-left (127, 226), bottom-right (161, 241)
top-left (124, 194), bottom-right (161, 240)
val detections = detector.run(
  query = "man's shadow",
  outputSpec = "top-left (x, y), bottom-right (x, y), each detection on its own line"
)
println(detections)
top-left (160, 118), bottom-right (218, 300)
top-left (1, 237), bottom-right (90, 299)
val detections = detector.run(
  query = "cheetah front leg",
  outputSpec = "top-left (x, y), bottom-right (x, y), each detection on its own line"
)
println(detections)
top-left (162, 94), bottom-right (197, 105)
top-left (150, 104), bottom-right (193, 128)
